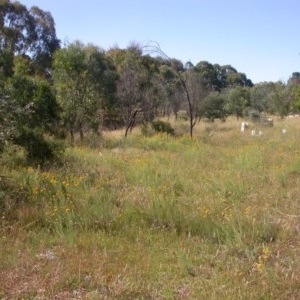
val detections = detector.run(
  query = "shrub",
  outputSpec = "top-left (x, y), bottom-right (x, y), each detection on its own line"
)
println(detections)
top-left (151, 120), bottom-right (175, 135)
top-left (248, 110), bottom-right (260, 122)
top-left (140, 122), bottom-right (154, 136)
top-left (13, 128), bottom-right (65, 165)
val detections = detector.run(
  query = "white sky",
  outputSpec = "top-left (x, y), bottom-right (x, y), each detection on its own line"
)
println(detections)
top-left (20, 0), bottom-right (300, 83)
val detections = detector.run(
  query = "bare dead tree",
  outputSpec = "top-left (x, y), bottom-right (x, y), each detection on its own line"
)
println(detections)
top-left (143, 41), bottom-right (207, 138)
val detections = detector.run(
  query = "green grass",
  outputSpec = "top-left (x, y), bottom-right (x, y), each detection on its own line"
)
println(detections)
top-left (1, 117), bottom-right (300, 299)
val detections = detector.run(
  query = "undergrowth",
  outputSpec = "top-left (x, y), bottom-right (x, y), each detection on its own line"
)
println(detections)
top-left (1, 117), bottom-right (300, 299)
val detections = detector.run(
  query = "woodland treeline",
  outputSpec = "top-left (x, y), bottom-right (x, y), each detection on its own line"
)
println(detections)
top-left (1, 0), bottom-right (300, 163)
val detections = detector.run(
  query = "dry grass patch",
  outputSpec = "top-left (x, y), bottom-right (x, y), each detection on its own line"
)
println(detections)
top-left (1, 116), bottom-right (300, 299)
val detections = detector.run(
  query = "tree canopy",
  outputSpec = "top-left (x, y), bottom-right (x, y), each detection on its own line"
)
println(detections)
top-left (0, 0), bottom-right (60, 77)
top-left (53, 41), bottom-right (116, 141)
top-left (0, 1), bottom-right (300, 162)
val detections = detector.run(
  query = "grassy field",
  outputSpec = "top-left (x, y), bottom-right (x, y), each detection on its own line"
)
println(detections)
top-left (1, 116), bottom-right (300, 299)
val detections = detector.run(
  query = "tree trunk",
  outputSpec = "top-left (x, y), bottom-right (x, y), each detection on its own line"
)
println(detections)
top-left (70, 128), bottom-right (74, 144)
top-left (79, 128), bottom-right (84, 141)
top-left (125, 108), bottom-right (140, 138)
top-left (79, 121), bottom-right (84, 141)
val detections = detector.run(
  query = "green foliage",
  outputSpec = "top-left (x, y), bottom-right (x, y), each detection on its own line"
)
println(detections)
top-left (2, 2), bottom-right (300, 296)
top-left (151, 120), bottom-right (175, 135)
top-left (0, 2), bottom-right (62, 163)
top-left (0, 98), bottom-right (14, 152)
top-left (0, 0), bottom-right (60, 76)
top-left (195, 61), bottom-right (223, 90)
top-left (225, 86), bottom-right (250, 119)
top-left (292, 84), bottom-right (300, 112)
top-left (0, 0), bottom-right (299, 145)
top-left (0, 174), bottom-right (22, 214)
top-left (7, 73), bottom-right (59, 131)
top-left (114, 44), bottom-right (164, 137)
top-left (2, 72), bottom-right (62, 164)
top-left (250, 82), bottom-right (275, 113)
top-left (203, 91), bottom-right (227, 121)
top-left (287, 75), bottom-right (300, 113)
top-left (13, 128), bottom-right (64, 164)
top-left (177, 67), bottom-right (208, 137)
top-left (53, 41), bottom-right (116, 140)
top-left (248, 109), bottom-right (261, 122)
top-left (195, 61), bottom-right (253, 91)
top-left (140, 122), bottom-right (152, 136)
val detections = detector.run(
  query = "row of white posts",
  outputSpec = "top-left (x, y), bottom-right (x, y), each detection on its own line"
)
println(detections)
top-left (240, 122), bottom-right (286, 136)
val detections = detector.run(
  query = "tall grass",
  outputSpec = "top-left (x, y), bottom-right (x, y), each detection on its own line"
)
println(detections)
top-left (1, 117), bottom-right (300, 299)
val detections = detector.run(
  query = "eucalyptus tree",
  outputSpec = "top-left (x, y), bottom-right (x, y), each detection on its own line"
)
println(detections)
top-left (225, 86), bottom-right (250, 119)
top-left (183, 68), bottom-right (208, 132)
top-left (2, 55), bottom-right (60, 162)
top-left (53, 41), bottom-right (116, 141)
top-left (0, 0), bottom-right (35, 58)
top-left (0, 1), bottom-right (61, 162)
top-left (113, 44), bottom-right (164, 137)
top-left (166, 64), bottom-right (209, 138)
top-left (203, 91), bottom-right (227, 122)
top-left (220, 65), bottom-right (253, 88)
top-left (0, 76), bottom-right (14, 151)
top-left (225, 71), bottom-right (253, 88)
top-left (195, 61), bottom-right (223, 91)
top-left (159, 64), bottom-right (183, 118)
top-left (250, 82), bottom-right (276, 114)
top-left (0, 0), bottom-right (60, 77)
top-left (195, 62), bottom-right (253, 91)
top-left (256, 79), bottom-right (295, 118)
top-left (287, 72), bottom-right (300, 85)
top-left (139, 54), bottom-right (166, 121)
top-left (27, 5), bottom-right (60, 76)
top-left (292, 85), bottom-right (300, 112)
top-left (285, 73), bottom-right (300, 114)
top-left (143, 42), bottom-right (209, 138)
top-left (115, 45), bottom-right (150, 137)
top-left (267, 81), bottom-right (292, 118)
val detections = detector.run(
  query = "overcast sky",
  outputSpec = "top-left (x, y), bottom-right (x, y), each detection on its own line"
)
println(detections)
top-left (20, 0), bottom-right (300, 83)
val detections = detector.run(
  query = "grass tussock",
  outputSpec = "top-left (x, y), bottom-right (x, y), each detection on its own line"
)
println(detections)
top-left (1, 116), bottom-right (300, 299)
